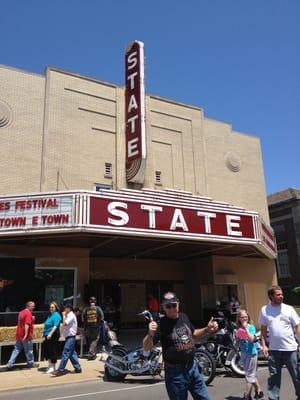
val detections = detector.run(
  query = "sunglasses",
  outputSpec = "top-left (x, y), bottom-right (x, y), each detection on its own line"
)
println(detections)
top-left (165, 303), bottom-right (178, 309)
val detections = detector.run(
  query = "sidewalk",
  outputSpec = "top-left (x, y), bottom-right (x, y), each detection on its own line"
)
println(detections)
top-left (0, 329), bottom-right (145, 392)
top-left (0, 353), bottom-right (106, 392)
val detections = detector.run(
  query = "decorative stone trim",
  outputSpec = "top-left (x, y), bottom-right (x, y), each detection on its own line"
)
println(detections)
top-left (225, 151), bottom-right (242, 172)
top-left (0, 100), bottom-right (12, 128)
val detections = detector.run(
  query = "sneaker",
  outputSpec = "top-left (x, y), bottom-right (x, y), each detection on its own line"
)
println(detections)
top-left (254, 391), bottom-right (265, 399)
top-left (6, 365), bottom-right (13, 371)
top-left (243, 394), bottom-right (252, 400)
top-left (46, 366), bottom-right (55, 374)
top-left (25, 363), bottom-right (39, 368)
top-left (51, 370), bottom-right (68, 376)
top-left (74, 368), bottom-right (82, 373)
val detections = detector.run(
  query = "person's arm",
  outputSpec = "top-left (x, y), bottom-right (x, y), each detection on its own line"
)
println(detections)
top-left (63, 312), bottom-right (71, 326)
top-left (23, 310), bottom-right (32, 340)
top-left (23, 324), bottom-right (29, 340)
top-left (260, 324), bottom-right (269, 357)
top-left (294, 324), bottom-right (300, 341)
top-left (193, 327), bottom-right (209, 337)
top-left (98, 306), bottom-right (104, 321)
top-left (258, 308), bottom-right (269, 357)
top-left (243, 324), bottom-right (255, 343)
top-left (193, 317), bottom-right (218, 337)
top-left (143, 320), bottom-right (158, 352)
top-left (143, 334), bottom-right (154, 352)
top-left (47, 325), bottom-right (57, 339)
top-left (291, 307), bottom-right (300, 341)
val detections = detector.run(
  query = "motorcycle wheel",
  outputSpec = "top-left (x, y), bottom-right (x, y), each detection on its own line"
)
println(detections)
top-left (194, 349), bottom-right (216, 386)
top-left (229, 350), bottom-right (245, 377)
top-left (105, 346), bottom-right (128, 382)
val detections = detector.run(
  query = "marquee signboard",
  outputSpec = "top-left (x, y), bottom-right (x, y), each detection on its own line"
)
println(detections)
top-left (0, 189), bottom-right (276, 259)
top-left (89, 196), bottom-right (256, 241)
top-left (0, 195), bottom-right (73, 233)
top-left (87, 188), bottom-right (276, 258)
top-left (125, 41), bottom-right (146, 183)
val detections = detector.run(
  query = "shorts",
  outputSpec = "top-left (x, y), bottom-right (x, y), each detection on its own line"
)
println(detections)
top-left (240, 353), bottom-right (258, 384)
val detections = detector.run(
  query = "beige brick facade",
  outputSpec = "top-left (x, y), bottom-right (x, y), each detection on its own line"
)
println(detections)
top-left (0, 65), bottom-right (44, 193)
top-left (0, 64), bottom-right (276, 322)
top-left (0, 65), bottom-right (269, 221)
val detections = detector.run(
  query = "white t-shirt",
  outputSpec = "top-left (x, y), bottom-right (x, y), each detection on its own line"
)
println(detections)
top-left (63, 311), bottom-right (78, 338)
top-left (259, 303), bottom-right (300, 351)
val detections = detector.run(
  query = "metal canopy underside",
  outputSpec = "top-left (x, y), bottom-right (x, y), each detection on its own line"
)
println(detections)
top-left (0, 232), bottom-right (266, 260)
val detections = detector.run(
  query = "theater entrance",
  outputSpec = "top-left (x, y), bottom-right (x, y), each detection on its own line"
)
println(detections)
top-left (86, 280), bottom-right (184, 328)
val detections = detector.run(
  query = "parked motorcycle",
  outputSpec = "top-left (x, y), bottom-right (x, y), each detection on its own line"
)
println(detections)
top-left (102, 310), bottom-right (216, 385)
top-left (198, 313), bottom-right (245, 377)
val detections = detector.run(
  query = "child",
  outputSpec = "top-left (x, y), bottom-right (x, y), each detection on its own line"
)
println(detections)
top-left (236, 309), bottom-right (264, 400)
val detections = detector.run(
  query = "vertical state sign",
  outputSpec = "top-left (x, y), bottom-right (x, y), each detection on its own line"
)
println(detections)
top-left (125, 41), bottom-right (146, 183)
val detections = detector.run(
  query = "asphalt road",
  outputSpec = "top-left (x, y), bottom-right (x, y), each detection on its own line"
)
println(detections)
top-left (0, 366), bottom-right (296, 400)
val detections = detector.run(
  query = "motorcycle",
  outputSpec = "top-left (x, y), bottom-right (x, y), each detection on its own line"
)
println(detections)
top-left (198, 313), bottom-right (245, 377)
top-left (102, 310), bottom-right (216, 385)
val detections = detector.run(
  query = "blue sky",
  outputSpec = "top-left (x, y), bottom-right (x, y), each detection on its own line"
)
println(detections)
top-left (1, 1), bottom-right (299, 195)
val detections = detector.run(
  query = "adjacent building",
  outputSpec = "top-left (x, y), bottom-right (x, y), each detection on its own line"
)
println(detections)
top-left (268, 188), bottom-right (300, 304)
top-left (0, 48), bottom-right (276, 326)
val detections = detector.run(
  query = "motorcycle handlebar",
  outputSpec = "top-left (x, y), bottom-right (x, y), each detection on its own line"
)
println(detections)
top-left (138, 310), bottom-right (153, 322)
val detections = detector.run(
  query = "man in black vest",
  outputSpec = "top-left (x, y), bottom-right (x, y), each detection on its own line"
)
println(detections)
top-left (143, 292), bottom-right (218, 400)
top-left (82, 297), bottom-right (104, 360)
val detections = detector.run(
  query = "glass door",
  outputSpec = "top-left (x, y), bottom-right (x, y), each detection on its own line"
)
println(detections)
top-left (35, 267), bottom-right (76, 310)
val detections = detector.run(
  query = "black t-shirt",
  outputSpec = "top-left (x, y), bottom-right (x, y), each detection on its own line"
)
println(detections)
top-left (83, 306), bottom-right (104, 328)
top-left (155, 312), bottom-right (195, 365)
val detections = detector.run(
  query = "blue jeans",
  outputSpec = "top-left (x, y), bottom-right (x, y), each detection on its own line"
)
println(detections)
top-left (165, 362), bottom-right (210, 400)
top-left (7, 340), bottom-right (34, 367)
top-left (58, 336), bottom-right (81, 372)
top-left (99, 321), bottom-right (108, 346)
top-left (86, 327), bottom-right (99, 356)
top-left (268, 350), bottom-right (300, 400)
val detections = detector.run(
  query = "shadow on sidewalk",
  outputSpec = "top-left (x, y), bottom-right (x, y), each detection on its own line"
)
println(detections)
top-left (102, 375), bottom-right (163, 385)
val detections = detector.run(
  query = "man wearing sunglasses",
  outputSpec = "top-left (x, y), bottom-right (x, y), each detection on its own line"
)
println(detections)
top-left (143, 292), bottom-right (218, 400)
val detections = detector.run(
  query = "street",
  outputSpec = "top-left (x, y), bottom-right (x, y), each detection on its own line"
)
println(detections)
top-left (0, 365), bottom-right (296, 400)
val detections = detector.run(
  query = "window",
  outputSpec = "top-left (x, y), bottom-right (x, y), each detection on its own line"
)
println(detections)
top-left (35, 267), bottom-right (77, 309)
top-left (95, 183), bottom-right (112, 191)
top-left (155, 170), bottom-right (162, 185)
top-left (274, 224), bottom-right (285, 234)
top-left (276, 242), bottom-right (290, 277)
top-left (104, 163), bottom-right (112, 178)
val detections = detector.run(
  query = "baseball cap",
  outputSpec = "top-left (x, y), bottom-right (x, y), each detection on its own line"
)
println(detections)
top-left (162, 292), bottom-right (178, 306)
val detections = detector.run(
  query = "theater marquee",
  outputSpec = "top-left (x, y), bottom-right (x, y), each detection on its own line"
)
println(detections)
top-left (0, 195), bottom-right (73, 233)
top-left (89, 197), bottom-right (255, 240)
top-left (0, 189), bottom-right (276, 259)
top-left (88, 188), bottom-right (276, 258)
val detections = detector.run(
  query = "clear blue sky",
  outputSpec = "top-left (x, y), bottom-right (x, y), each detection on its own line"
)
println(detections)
top-left (1, 1), bottom-right (299, 195)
